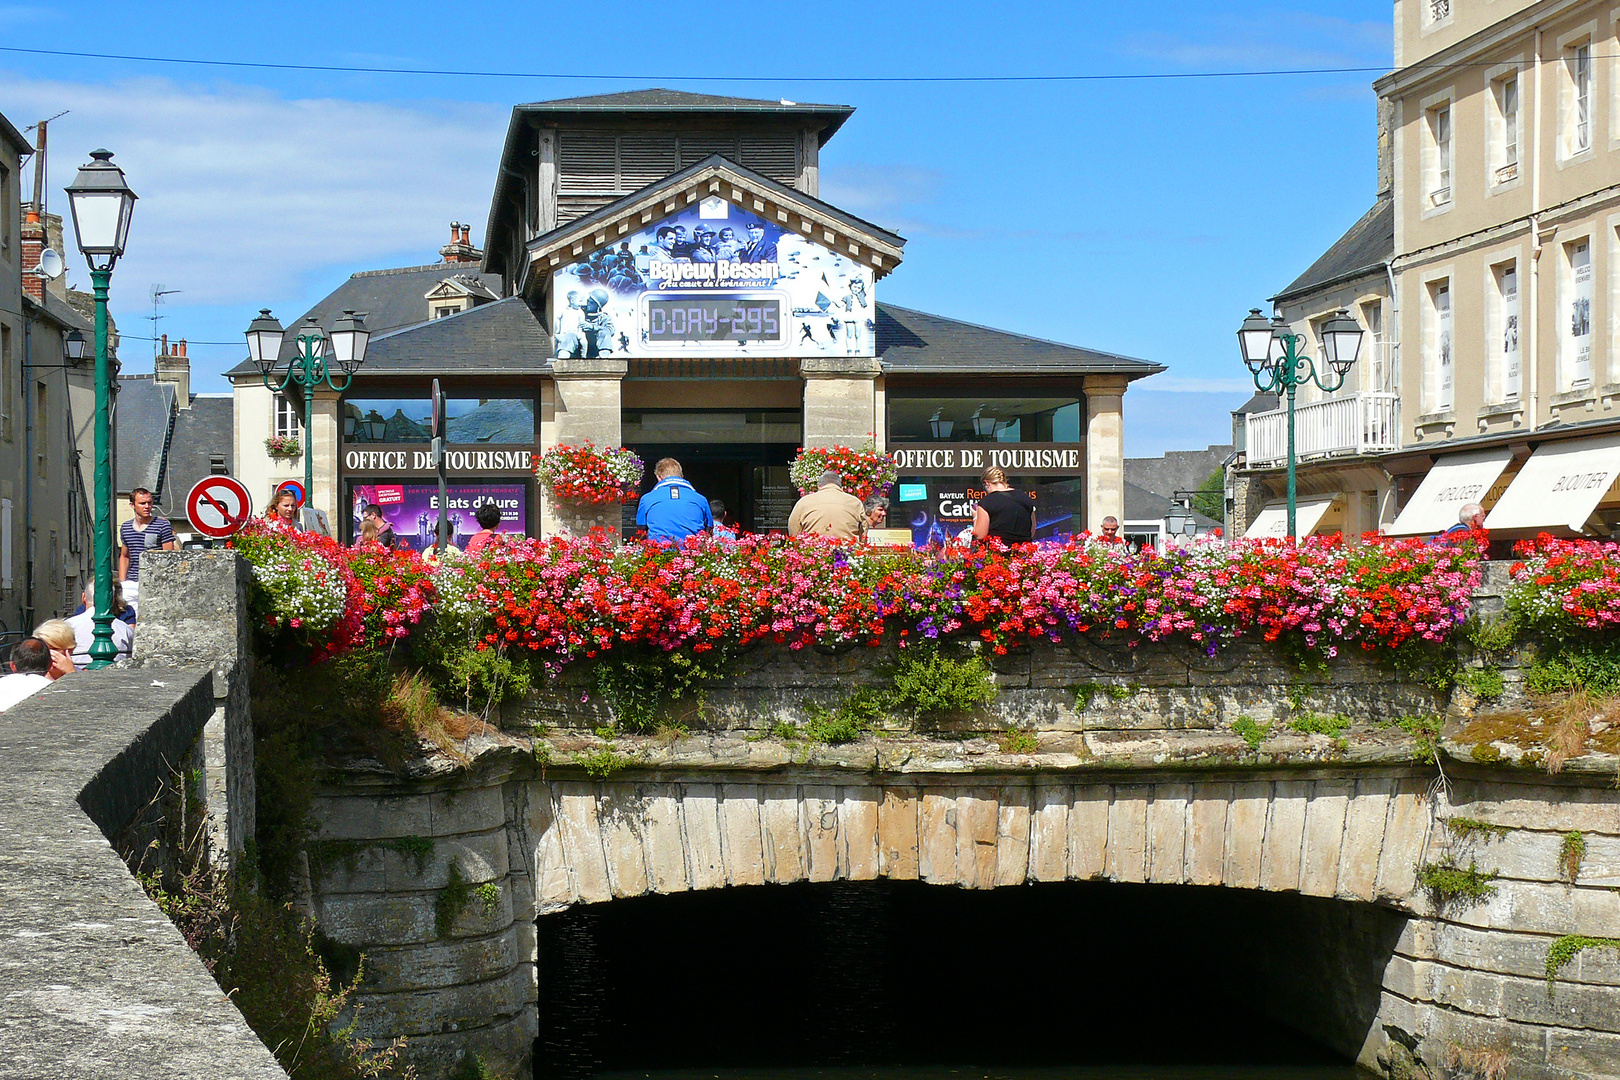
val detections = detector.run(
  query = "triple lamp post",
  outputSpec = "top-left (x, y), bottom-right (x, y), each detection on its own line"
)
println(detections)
top-left (1236, 308), bottom-right (1365, 540)
top-left (244, 309), bottom-right (372, 529)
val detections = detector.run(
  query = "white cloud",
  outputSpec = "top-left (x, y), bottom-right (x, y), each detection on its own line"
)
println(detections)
top-left (1125, 11), bottom-right (1391, 70)
top-left (0, 72), bottom-right (508, 306)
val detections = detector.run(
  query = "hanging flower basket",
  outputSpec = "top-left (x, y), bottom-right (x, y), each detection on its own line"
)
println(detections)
top-left (264, 434), bottom-right (301, 459)
top-left (535, 442), bottom-right (645, 504)
top-left (789, 444), bottom-right (898, 501)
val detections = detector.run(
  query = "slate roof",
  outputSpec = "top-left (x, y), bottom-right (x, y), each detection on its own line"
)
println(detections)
top-left (1232, 392), bottom-right (1279, 416)
top-left (1124, 481), bottom-right (1220, 528)
top-left (165, 395), bottom-right (233, 518)
top-left (24, 290), bottom-right (93, 332)
top-left (356, 297), bottom-right (551, 376)
top-left (1271, 196), bottom-right (1393, 304)
top-left (523, 154), bottom-right (905, 271)
top-left (876, 304), bottom-right (1163, 379)
top-left (115, 376), bottom-right (177, 501)
top-left (225, 263), bottom-right (505, 377)
top-left (0, 111), bottom-right (31, 155)
top-left (512, 89), bottom-right (854, 142)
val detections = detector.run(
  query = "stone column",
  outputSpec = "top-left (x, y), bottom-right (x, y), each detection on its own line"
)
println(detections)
top-left (310, 387), bottom-right (341, 536)
top-left (800, 357), bottom-right (881, 449)
top-left (1083, 374), bottom-right (1129, 532)
top-left (544, 358), bottom-right (627, 537)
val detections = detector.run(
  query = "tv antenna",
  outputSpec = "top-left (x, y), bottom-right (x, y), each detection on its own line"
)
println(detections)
top-left (148, 283), bottom-right (182, 359)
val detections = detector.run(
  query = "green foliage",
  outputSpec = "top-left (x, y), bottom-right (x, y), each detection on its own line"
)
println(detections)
top-left (1526, 639), bottom-right (1620, 696)
top-left (448, 1056), bottom-right (500, 1080)
top-left (804, 688), bottom-right (890, 744)
top-left (998, 727), bottom-right (1038, 754)
top-left (1546, 935), bottom-right (1620, 985)
top-left (410, 619), bottom-right (534, 715)
top-left (889, 648), bottom-right (997, 719)
top-left (592, 724), bottom-right (618, 740)
top-left (1072, 682), bottom-right (1133, 709)
top-left (575, 746), bottom-right (631, 780)
top-left (1386, 640), bottom-right (1461, 693)
top-left (1190, 466), bottom-right (1225, 522)
top-left (475, 881), bottom-right (502, 914)
top-left (1472, 742), bottom-right (1502, 763)
top-left (435, 864), bottom-right (472, 939)
top-left (1416, 857), bottom-right (1499, 907)
top-left (1441, 817), bottom-right (1511, 841)
top-left (591, 646), bottom-right (728, 733)
top-left (1466, 613), bottom-right (1521, 653)
top-left (1456, 667), bottom-right (1506, 701)
top-left (1560, 831), bottom-right (1588, 883)
top-left (767, 719), bottom-right (800, 741)
top-left (1389, 714), bottom-right (1443, 764)
top-left (1231, 715), bottom-right (1270, 751)
top-left (531, 740), bottom-right (552, 768)
top-left (1288, 712), bottom-right (1351, 738)
top-left (392, 835), bottom-right (434, 875)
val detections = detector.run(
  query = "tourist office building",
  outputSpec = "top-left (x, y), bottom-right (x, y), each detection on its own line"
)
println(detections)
top-left (230, 91), bottom-right (1161, 546)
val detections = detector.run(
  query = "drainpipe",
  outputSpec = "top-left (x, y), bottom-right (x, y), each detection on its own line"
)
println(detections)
top-left (1527, 26), bottom-right (1544, 427)
top-left (21, 316), bottom-right (33, 628)
top-left (1382, 260), bottom-right (1401, 527)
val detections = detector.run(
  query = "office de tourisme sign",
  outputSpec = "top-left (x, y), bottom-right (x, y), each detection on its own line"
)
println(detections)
top-left (344, 445), bottom-right (534, 475)
top-left (888, 444), bottom-right (1084, 475)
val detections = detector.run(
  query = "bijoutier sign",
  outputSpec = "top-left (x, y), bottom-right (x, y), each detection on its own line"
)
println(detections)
top-left (344, 444), bottom-right (533, 474)
top-left (889, 443), bottom-right (1084, 475)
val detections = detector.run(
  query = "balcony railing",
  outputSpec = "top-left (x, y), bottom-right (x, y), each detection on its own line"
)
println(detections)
top-left (1245, 391), bottom-right (1401, 470)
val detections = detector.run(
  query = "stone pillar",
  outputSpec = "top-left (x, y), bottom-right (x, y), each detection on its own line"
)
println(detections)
top-left (1083, 374), bottom-right (1129, 532)
top-left (800, 357), bottom-right (881, 449)
top-left (544, 358), bottom-right (627, 537)
top-left (310, 387), bottom-right (341, 536)
top-left (130, 550), bottom-right (254, 869)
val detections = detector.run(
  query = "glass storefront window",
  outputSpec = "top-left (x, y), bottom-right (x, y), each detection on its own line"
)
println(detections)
top-left (622, 409), bottom-right (802, 445)
top-left (887, 394), bottom-right (1081, 443)
top-left (343, 396), bottom-right (536, 444)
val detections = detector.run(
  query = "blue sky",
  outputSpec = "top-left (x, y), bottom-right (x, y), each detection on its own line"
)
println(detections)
top-left (0, 0), bottom-right (1393, 456)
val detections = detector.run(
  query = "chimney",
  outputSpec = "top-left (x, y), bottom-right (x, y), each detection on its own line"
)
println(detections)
top-left (439, 219), bottom-right (484, 265)
top-left (154, 335), bottom-right (191, 408)
top-left (20, 216), bottom-right (43, 302)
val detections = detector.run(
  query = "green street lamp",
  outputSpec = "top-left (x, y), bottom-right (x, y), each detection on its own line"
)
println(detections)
top-left (246, 308), bottom-right (370, 523)
top-left (1237, 307), bottom-right (1364, 540)
top-left (65, 149), bottom-right (136, 670)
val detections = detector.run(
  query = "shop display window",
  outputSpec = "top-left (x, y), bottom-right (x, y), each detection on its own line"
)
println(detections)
top-left (888, 393), bottom-right (1081, 443)
top-left (343, 395), bottom-right (536, 444)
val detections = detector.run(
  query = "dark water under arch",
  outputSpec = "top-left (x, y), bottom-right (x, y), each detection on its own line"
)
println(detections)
top-left (535, 879), bottom-right (1387, 1080)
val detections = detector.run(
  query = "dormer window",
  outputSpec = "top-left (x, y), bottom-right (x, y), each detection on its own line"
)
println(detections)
top-left (431, 301), bottom-right (467, 319)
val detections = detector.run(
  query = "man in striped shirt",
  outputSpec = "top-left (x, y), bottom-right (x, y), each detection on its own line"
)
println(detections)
top-left (118, 487), bottom-right (175, 611)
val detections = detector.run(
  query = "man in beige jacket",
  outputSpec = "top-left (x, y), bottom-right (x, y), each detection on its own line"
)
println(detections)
top-left (787, 470), bottom-right (865, 539)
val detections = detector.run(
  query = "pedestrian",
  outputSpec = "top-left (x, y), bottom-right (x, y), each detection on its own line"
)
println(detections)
top-left (118, 487), bottom-right (175, 612)
top-left (709, 498), bottom-right (738, 541)
top-left (862, 495), bottom-right (888, 532)
top-left (971, 467), bottom-right (1036, 547)
top-left (1441, 502), bottom-right (1486, 540)
top-left (0, 639), bottom-right (54, 712)
top-left (68, 586), bottom-right (135, 668)
top-left (464, 501), bottom-right (504, 556)
top-left (636, 458), bottom-right (713, 543)
top-left (787, 470), bottom-right (864, 539)
top-left (1094, 516), bottom-right (1123, 544)
top-left (32, 620), bottom-right (77, 681)
top-left (266, 490), bottom-right (301, 531)
top-left (358, 503), bottom-right (402, 549)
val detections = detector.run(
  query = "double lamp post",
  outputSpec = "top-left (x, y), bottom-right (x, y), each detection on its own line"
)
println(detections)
top-left (1236, 307), bottom-right (1365, 540)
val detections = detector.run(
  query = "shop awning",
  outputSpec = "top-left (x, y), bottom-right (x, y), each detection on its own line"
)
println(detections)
top-left (1245, 497), bottom-right (1336, 539)
top-left (1484, 434), bottom-right (1620, 533)
top-left (1387, 449), bottom-right (1513, 536)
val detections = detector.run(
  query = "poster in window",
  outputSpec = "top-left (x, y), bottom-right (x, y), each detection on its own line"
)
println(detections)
top-left (1436, 284), bottom-right (1453, 410)
top-left (1501, 266), bottom-right (1519, 398)
top-left (349, 483), bottom-right (527, 550)
top-left (549, 197), bottom-right (875, 360)
top-left (892, 477), bottom-right (1086, 547)
top-left (1571, 240), bottom-right (1592, 386)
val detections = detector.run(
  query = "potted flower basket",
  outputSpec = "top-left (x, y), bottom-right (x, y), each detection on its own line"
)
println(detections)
top-left (534, 442), bottom-right (645, 504)
top-left (264, 434), bottom-right (301, 459)
top-left (788, 443), bottom-right (898, 501)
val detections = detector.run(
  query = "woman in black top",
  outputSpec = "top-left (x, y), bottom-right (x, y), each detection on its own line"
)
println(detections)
top-left (971, 466), bottom-right (1036, 546)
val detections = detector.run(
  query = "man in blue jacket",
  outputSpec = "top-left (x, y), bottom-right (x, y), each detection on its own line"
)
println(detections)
top-left (636, 457), bottom-right (713, 544)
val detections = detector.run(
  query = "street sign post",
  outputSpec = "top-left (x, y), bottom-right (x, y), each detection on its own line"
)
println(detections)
top-left (431, 378), bottom-right (448, 554)
top-left (186, 475), bottom-right (253, 539)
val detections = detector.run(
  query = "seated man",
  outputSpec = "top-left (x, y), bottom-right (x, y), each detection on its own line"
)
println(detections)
top-left (0, 638), bottom-right (55, 712)
top-left (67, 586), bottom-right (135, 668)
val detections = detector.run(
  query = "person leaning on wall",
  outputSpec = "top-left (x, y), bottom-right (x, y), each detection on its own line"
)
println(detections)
top-left (971, 467), bottom-right (1035, 547)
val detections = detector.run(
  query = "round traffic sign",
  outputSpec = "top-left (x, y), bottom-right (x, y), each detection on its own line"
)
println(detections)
top-left (276, 479), bottom-right (307, 508)
top-left (186, 475), bottom-right (253, 539)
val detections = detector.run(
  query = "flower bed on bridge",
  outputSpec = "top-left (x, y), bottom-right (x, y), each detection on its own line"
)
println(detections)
top-left (229, 522), bottom-right (1488, 668)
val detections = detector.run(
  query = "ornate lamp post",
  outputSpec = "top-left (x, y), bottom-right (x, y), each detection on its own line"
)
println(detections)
top-left (245, 308), bottom-right (370, 522)
top-left (1236, 308), bottom-right (1365, 540)
top-left (65, 150), bottom-right (136, 669)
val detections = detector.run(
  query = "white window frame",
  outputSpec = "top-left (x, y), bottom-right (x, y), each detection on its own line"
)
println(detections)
top-left (273, 393), bottom-right (301, 439)
top-left (1610, 214), bottom-right (1620, 390)
top-left (1484, 252), bottom-right (1522, 405)
top-left (1558, 27), bottom-right (1598, 164)
top-left (1484, 60), bottom-right (1525, 192)
top-left (1360, 299), bottom-right (1385, 393)
top-left (1559, 234), bottom-right (1595, 391)
top-left (1420, 90), bottom-right (1455, 215)
top-left (1423, 270), bottom-right (1455, 414)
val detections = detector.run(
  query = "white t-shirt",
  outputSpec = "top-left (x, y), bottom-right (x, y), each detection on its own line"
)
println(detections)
top-left (67, 611), bottom-right (134, 668)
top-left (0, 672), bottom-right (51, 712)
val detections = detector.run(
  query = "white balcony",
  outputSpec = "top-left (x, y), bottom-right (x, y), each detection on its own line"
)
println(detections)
top-left (1245, 391), bottom-right (1401, 470)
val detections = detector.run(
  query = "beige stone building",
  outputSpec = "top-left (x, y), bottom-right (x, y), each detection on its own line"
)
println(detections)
top-left (228, 91), bottom-right (1161, 546)
top-left (1235, 0), bottom-right (1620, 541)
top-left (0, 111), bottom-right (96, 634)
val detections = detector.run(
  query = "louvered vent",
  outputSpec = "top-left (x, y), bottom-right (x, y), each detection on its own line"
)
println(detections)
top-left (738, 133), bottom-right (799, 184)
top-left (559, 130), bottom-right (618, 194)
top-left (618, 134), bottom-right (679, 191)
top-left (679, 134), bottom-right (740, 167)
top-left (557, 195), bottom-right (614, 225)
